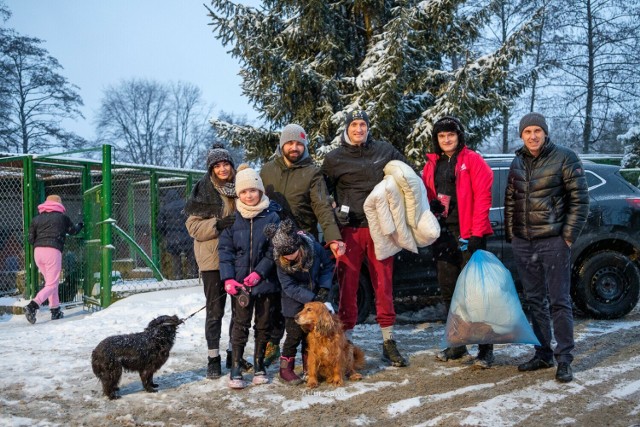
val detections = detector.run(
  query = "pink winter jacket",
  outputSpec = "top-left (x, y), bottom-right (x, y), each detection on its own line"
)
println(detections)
top-left (422, 147), bottom-right (494, 239)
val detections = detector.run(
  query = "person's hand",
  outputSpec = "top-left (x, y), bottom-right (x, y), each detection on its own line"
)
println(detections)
top-left (243, 272), bottom-right (261, 287)
top-left (429, 199), bottom-right (445, 215)
top-left (334, 207), bottom-right (349, 227)
top-left (329, 240), bottom-right (346, 258)
top-left (224, 279), bottom-right (243, 295)
top-left (324, 302), bottom-right (335, 314)
top-left (313, 287), bottom-right (329, 302)
top-left (215, 215), bottom-right (235, 231)
top-left (467, 236), bottom-right (483, 254)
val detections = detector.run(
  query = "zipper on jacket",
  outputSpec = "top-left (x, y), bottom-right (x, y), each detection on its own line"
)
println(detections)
top-left (249, 218), bottom-right (254, 293)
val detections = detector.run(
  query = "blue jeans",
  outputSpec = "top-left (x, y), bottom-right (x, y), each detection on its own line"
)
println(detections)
top-left (512, 236), bottom-right (574, 364)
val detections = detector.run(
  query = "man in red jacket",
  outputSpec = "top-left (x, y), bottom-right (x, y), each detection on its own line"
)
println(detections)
top-left (422, 116), bottom-right (494, 368)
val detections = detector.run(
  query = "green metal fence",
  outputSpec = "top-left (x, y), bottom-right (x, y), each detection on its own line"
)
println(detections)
top-left (0, 145), bottom-right (203, 310)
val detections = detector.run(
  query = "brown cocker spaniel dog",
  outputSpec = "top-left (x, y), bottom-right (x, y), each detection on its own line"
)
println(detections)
top-left (295, 301), bottom-right (365, 388)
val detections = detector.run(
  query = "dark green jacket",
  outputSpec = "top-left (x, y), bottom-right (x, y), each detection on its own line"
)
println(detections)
top-left (260, 156), bottom-right (341, 243)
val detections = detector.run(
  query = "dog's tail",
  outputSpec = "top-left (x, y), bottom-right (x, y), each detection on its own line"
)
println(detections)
top-left (352, 345), bottom-right (366, 370)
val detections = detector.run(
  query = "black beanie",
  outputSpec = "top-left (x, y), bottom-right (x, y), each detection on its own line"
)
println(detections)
top-left (519, 112), bottom-right (548, 136)
top-left (264, 219), bottom-right (303, 257)
top-left (206, 143), bottom-right (234, 172)
top-left (345, 110), bottom-right (370, 128)
top-left (431, 116), bottom-right (465, 148)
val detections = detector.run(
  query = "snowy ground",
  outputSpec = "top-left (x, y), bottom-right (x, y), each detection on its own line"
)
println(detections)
top-left (1, 286), bottom-right (640, 426)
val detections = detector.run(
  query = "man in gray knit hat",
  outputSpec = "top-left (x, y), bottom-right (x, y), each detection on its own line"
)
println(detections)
top-left (505, 112), bottom-right (589, 383)
top-left (259, 123), bottom-right (345, 368)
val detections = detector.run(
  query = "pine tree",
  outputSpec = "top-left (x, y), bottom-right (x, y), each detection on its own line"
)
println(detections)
top-left (206, 0), bottom-right (542, 164)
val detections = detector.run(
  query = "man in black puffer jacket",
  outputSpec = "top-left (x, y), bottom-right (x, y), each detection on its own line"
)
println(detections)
top-left (505, 112), bottom-right (589, 383)
top-left (321, 110), bottom-right (408, 367)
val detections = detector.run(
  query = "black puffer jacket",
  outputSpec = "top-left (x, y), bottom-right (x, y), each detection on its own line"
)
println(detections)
top-left (321, 135), bottom-right (406, 227)
top-left (504, 141), bottom-right (589, 243)
top-left (29, 212), bottom-right (82, 251)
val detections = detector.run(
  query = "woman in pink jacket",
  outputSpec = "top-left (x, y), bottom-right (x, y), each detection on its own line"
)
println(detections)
top-left (24, 195), bottom-right (83, 324)
top-left (422, 116), bottom-right (494, 368)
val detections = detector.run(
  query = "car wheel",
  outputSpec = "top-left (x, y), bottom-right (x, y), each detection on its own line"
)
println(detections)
top-left (329, 271), bottom-right (374, 324)
top-left (572, 250), bottom-right (640, 319)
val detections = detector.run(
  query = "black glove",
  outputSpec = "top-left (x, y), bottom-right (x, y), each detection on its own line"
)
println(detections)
top-left (429, 199), bottom-right (445, 215)
top-left (334, 207), bottom-right (349, 227)
top-left (215, 215), bottom-right (235, 231)
top-left (467, 236), bottom-right (483, 254)
top-left (313, 287), bottom-right (329, 302)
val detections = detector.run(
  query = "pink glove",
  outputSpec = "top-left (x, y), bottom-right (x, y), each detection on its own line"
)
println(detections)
top-left (224, 279), bottom-right (243, 296)
top-left (243, 272), bottom-right (261, 287)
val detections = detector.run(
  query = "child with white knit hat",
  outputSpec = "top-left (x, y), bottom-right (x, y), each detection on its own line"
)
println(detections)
top-left (218, 164), bottom-right (282, 389)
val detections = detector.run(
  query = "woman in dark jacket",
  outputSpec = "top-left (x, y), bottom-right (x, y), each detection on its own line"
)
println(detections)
top-left (218, 164), bottom-right (281, 389)
top-left (264, 219), bottom-right (334, 385)
top-left (24, 195), bottom-right (83, 324)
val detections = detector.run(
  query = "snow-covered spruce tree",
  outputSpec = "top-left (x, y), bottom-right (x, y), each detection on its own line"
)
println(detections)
top-left (620, 126), bottom-right (640, 169)
top-left (206, 0), bottom-right (542, 165)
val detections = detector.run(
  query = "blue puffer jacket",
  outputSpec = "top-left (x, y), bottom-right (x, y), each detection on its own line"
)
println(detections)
top-left (218, 201), bottom-right (281, 295)
top-left (276, 234), bottom-right (334, 317)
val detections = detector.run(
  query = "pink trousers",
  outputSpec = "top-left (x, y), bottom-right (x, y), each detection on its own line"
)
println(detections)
top-left (33, 247), bottom-right (62, 308)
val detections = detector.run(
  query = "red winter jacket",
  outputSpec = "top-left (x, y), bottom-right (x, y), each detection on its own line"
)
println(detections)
top-left (422, 147), bottom-right (494, 239)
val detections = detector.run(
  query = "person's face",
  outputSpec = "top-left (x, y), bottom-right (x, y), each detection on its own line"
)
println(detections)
top-left (521, 126), bottom-right (546, 157)
top-left (282, 140), bottom-right (305, 164)
top-left (213, 161), bottom-right (232, 181)
top-left (282, 249), bottom-right (300, 262)
top-left (347, 119), bottom-right (368, 145)
top-left (239, 188), bottom-right (261, 206)
top-left (437, 131), bottom-right (459, 156)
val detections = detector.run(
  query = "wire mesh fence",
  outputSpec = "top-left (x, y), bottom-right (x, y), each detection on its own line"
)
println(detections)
top-left (0, 151), bottom-right (203, 309)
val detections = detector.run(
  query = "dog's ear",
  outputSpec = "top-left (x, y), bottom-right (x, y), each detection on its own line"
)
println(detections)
top-left (315, 305), bottom-right (337, 337)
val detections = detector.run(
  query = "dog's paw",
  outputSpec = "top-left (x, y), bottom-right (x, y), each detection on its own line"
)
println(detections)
top-left (349, 372), bottom-right (363, 381)
top-left (306, 379), bottom-right (319, 389)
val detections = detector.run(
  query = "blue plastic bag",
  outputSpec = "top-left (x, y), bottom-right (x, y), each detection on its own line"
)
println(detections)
top-left (442, 250), bottom-right (540, 347)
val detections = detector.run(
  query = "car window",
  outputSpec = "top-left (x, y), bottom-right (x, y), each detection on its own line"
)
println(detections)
top-left (585, 170), bottom-right (606, 191)
top-left (491, 167), bottom-right (510, 208)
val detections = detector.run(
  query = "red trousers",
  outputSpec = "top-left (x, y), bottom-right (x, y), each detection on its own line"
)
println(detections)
top-left (337, 227), bottom-right (395, 330)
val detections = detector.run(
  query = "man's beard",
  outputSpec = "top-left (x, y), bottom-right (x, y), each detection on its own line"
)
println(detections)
top-left (284, 151), bottom-right (302, 163)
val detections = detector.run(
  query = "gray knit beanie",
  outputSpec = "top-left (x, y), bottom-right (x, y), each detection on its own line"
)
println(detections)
top-left (279, 124), bottom-right (308, 151)
top-left (235, 163), bottom-right (265, 195)
top-left (206, 143), bottom-right (234, 172)
top-left (519, 112), bottom-right (548, 136)
top-left (264, 219), bottom-right (303, 257)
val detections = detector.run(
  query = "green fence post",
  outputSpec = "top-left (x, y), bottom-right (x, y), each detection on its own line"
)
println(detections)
top-left (101, 145), bottom-right (113, 307)
top-left (150, 171), bottom-right (160, 268)
top-left (82, 164), bottom-right (92, 296)
top-left (22, 155), bottom-right (37, 298)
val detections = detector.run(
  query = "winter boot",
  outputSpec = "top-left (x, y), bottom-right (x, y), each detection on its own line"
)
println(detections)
top-left (24, 301), bottom-right (39, 324)
top-left (436, 346), bottom-right (469, 362)
top-left (279, 356), bottom-right (303, 385)
top-left (382, 339), bottom-right (408, 367)
top-left (206, 356), bottom-right (222, 379)
top-left (50, 307), bottom-right (64, 320)
top-left (252, 342), bottom-right (269, 385)
top-left (473, 344), bottom-right (494, 369)
top-left (228, 347), bottom-right (247, 389)
top-left (263, 341), bottom-right (281, 367)
top-left (227, 349), bottom-right (253, 373)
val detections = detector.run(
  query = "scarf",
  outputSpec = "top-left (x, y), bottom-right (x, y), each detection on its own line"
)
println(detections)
top-left (215, 181), bottom-right (236, 198)
top-left (236, 194), bottom-right (271, 219)
top-left (184, 174), bottom-right (232, 218)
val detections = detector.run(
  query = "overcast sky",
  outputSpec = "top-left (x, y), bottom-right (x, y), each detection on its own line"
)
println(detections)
top-left (4, 0), bottom-right (261, 142)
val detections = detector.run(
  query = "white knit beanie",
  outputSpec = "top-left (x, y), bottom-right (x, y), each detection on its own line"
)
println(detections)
top-left (235, 163), bottom-right (265, 195)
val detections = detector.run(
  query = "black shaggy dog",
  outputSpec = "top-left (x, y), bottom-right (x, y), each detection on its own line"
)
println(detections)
top-left (91, 315), bottom-right (182, 399)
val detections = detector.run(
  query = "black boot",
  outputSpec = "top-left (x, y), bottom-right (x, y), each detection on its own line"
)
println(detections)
top-left (50, 307), bottom-right (64, 320)
top-left (24, 301), bottom-right (39, 324)
top-left (226, 349), bottom-right (233, 370)
top-left (252, 342), bottom-right (269, 385)
top-left (207, 355), bottom-right (222, 379)
top-left (227, 348), bottom-right (253, 372)
top-left (228, 347), bottom-right (247, 389)
top-left (474, 344), bottom-right (494, 369)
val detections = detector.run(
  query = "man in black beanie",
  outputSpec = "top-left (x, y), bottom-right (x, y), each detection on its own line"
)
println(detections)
top-left (321, 109), bottom-right (408, 367)
top-left (505, 112), bottom-right (589, 383)
top-left (422, 116), bottom-right (494, 368)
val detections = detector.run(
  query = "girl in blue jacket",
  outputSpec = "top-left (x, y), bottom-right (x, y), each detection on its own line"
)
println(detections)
top-left (264, 219), bottom-right (334, 385)
top-left (219, 164), bottom-right (281, 389)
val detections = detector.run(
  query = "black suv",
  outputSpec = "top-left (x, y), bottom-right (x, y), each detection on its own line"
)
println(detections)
top-left (344, 159), bottom-right (640, 323)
